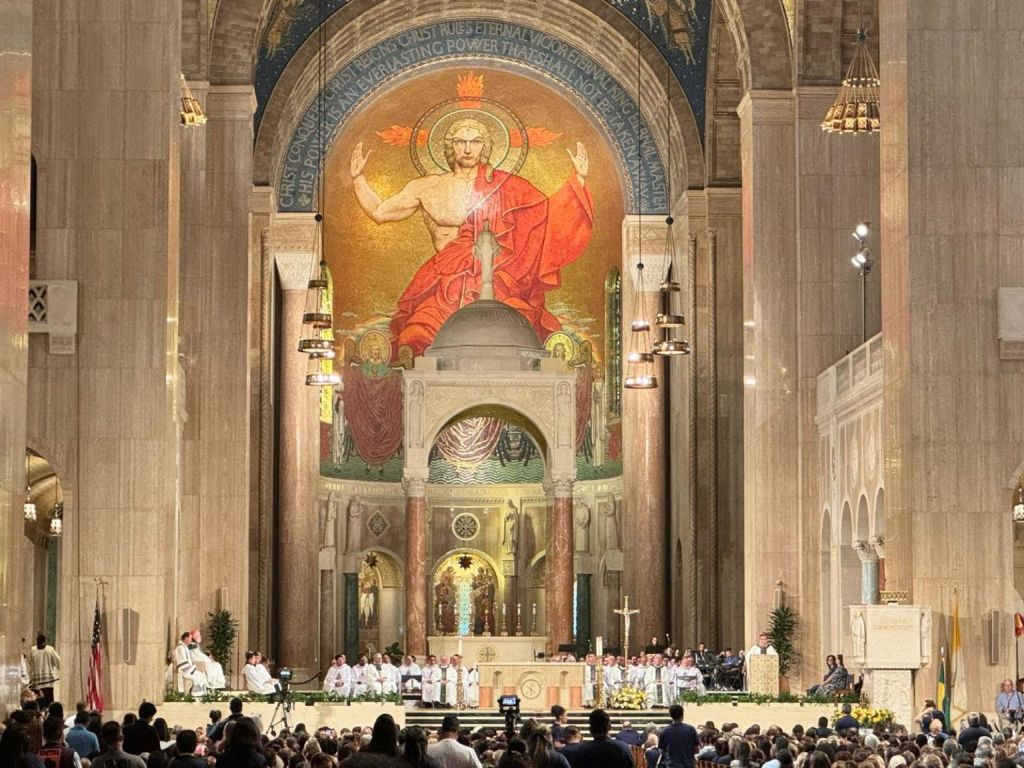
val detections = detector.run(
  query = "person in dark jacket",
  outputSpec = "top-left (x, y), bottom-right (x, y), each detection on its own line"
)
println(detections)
top-left (168, 730), bottom-right (207, 768)
top-left (123, 702), bottom-right (160, 756)
top-left (216, 717), bottom-right (267, 768)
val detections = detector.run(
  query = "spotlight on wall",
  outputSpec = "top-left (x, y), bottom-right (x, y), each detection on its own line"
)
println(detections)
top-left (853, 222), bottom-right (870, 240)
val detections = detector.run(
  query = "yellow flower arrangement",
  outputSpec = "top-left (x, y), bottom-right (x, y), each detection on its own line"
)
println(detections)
top-left (833, 705), bottom-right (894, 728)
top-left (610, 684), bottom-right (648, 710)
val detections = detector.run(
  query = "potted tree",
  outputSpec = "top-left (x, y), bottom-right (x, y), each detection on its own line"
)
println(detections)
top-left (767, 605), bottom-right (799, 693)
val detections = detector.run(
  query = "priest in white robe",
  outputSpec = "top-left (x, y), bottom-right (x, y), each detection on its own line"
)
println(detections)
top-left (243, 651), bottom-right (276, 695)
top-left (582, 653), bottom-right (597, 707)
top-left (323, 654), bottom-right (352, 698)
top-left (364, 652), bottom-right (399, 696)
top-left (420, 655), bottom-right (440, 706)
top-left (398, 655), bottom-right (422, 692)
top-left (644, 656), bottom-right (672, 707)
top-left (674, 655), bottom-right (704, 696)
top-left (175, 632), bottom-right (208, 696)
top-left (350, 655), bottom-right (370, 696)
top-left (188, 630), bottom-right (226, 690)
top-left (434, 655), bottom-right (457, 707)
top-left (603, 655), bottom-right (623, 694)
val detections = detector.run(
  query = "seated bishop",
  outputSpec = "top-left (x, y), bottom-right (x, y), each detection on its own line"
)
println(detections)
top-left (188, 630), bottom-right (226, 690)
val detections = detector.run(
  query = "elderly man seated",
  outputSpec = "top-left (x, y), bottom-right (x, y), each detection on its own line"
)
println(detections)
top-left (675, 654), bottom-right (705, 696)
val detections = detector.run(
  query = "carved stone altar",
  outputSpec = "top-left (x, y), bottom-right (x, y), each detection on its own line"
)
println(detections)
top-left (848, 604), bottom-right (931, 727)
top-left (428, 635), bottom-right (547, 666)
top-left (476, 662), bottom-right (584, 710)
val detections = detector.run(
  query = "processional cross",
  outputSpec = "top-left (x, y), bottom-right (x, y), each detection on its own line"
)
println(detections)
top-left (614, 595), bottom-right (640, 661)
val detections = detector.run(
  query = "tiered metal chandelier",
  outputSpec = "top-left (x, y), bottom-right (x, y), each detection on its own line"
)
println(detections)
top-left (298, 0), bottom-right (340, 388)
top-left (821, 7), bottom-right (880, 135)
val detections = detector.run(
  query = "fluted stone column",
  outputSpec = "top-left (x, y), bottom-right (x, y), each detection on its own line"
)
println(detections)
top-left (737, 91), bottom-right (801, 642)
top-left (403, 475), bottom-right (428, 656)
top-left (546, 478), bottom-right (575, 652)
top-left (275, 252), bottom-right (319, 679)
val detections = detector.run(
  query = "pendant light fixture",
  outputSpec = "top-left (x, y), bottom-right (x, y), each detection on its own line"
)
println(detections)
top-left (299, 0), bottom-right (341, 388)
top-left (821, 1), bottom-right (880, 134)
top-left (623, 22), bottom-right (657, 390)
top-left (652, 65), bottom-right (691, 358)
top-left (1013, 476), bottom-right (1024, 524)
top-left (23, 453), bottom-right (36, 522)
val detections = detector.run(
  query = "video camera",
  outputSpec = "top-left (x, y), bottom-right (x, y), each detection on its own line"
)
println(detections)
top-left (498, 694), bottom-right (521, 740)
top-left (272, 666), bottom-right (293, 703)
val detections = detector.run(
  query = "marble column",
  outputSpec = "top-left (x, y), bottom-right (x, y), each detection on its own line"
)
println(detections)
top-left (404, 475), bottom-right (429, 656)
top-left (737, 91), bottom-right (801, 643)
top-left (853, 540), bottom-right (880, 605)
top-left (621, 215), bottom-right (667, 646)
top-left (546, 479), bottom-right (574, 652)
top-left (275, 253), bottom-right (319, 678)
top-left (879, 2), bottom-right (1023, 709)
top-left (0, 0), bottom-right (31, 717)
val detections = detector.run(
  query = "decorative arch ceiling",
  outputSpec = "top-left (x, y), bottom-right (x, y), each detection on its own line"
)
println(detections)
top-left (253, 0), bottom-right (711, 137)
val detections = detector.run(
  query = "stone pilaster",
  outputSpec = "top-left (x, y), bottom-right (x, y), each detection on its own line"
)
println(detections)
top-left (879, 1), bottom-right (1023, 710)
top-left (0, 0), bottom-right (31, 717)
top-left (178, 84), bottom-right (256, 683)
top-left (737, 90), bottom-right (800, 644)
top-left (853, 540), bottom-right (880, 605)
top-left (275, 250), bottom-right (319, 678)
top-left (403, 474), bottom-right (428, 656)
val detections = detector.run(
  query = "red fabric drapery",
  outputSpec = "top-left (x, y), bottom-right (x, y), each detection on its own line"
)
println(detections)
top-left (342, 367), bottom-right (404, 465)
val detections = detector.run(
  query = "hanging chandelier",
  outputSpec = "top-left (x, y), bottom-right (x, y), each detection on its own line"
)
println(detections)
top-left (651, 64), bottom-right (690, 358)
top-left (298, 1), bottom-right (340, 388)
top-left (821, 24), bottom-right (880, 135)
top-left (23, 454), bottom-right (36, 522)
top-left (623, 24), bottom-right (657, 390)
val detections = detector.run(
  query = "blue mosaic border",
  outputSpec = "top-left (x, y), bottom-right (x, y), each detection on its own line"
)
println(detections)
top-left (278, 20), bottom-right (668, 213)
top-left (255, 0), bottom-right (710, 140)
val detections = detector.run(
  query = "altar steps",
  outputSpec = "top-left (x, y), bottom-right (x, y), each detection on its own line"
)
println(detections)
top-left (404, 708), bottom-right (673, 737)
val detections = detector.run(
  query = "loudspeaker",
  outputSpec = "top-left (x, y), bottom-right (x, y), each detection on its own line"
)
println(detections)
top-left (990, 609), bottom-right (1003, 665)
top-left (120, 608), bottom-right (139, 664)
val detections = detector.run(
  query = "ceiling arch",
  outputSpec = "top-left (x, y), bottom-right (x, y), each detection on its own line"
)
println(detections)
top-left (254, 0), bottom-right (704, 207)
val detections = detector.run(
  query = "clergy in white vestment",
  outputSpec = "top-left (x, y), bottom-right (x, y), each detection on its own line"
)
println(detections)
top-left (243, 651), bottom-right (277, 695)
top-left (188, 630), bottom-right (226, 690)
top-left (420, 655), bottom-right (440, 706)
top-left (746, 632), bottom-right (778, 658)
top-left (603, 655), bottom-right (623, 693)
top-left (582, 653), bottom-right (597, 707)
top-left (644, 655), bottom-right (672, 707)
top-left (350, 656), bottom-right (370, 696)
top-left (175, 632), bottom-right (208, 695)
top-left (323, 654), bottom-right (353, 697)
top-left (675, 655), bottom-right (704, 696)
top-left (628, 658), bottom-right (646, 688)
top-left (434, 655), bottom-right (457, 706)
top-left (364, 652), bottom-right (399, 696)
top-left (398, 655), bottom-right (422, 692)
top-left (464, 664), bottom-right (480, 708)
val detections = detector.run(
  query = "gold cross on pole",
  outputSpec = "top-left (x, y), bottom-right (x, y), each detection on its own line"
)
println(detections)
top-left (614, 595), bottom-right (640, 662)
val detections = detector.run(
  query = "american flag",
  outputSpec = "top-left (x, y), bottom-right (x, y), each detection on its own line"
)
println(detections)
top-left (86, 600), bottom-right (104, 712)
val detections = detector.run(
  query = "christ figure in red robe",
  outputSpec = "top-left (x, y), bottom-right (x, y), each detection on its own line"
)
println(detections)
top-left (350, 118), bottom-right (593, 357)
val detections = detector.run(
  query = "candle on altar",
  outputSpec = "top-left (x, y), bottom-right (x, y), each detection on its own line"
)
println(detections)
top-left (532, 602), bottom-right (537, 616)
top-left (596, 636), bottom-right (603, 656)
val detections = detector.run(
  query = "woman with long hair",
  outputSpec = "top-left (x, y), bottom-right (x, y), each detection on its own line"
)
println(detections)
top-left (526, 727), bottom-right (570, 768)
top-left (216, 717), bottom-right (267, 768)
top-left (400, 727), bottom-right (441, 768)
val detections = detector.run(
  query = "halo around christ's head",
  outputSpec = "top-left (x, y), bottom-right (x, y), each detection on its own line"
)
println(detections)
top-left (411, 97), bottom-right (529, 176)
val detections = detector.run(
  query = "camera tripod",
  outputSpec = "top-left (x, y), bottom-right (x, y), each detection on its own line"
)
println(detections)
top-left (266, 693), bottom-right (294, 736)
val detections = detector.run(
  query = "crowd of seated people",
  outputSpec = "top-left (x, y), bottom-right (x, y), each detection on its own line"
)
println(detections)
top-left (5, 683), bottom-right (1024, 768)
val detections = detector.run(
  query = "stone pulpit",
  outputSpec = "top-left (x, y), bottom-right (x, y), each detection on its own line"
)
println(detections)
top-left (847, 604), bottom-right (931, 728)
